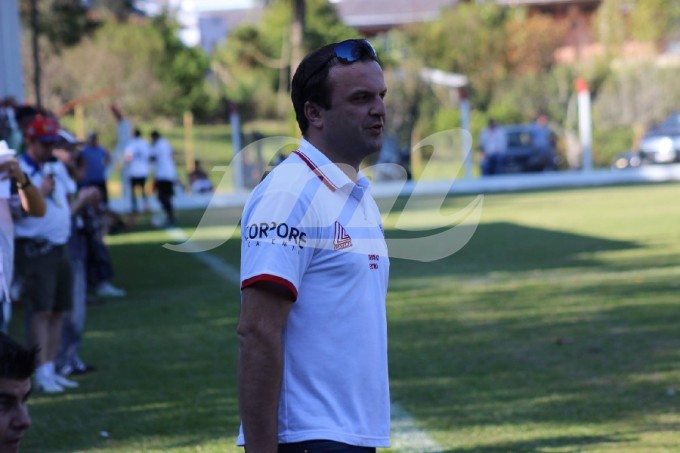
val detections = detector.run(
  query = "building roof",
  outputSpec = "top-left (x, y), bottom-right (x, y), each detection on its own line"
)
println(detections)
top-left (333, 0), bottom-right (460, 33)
top-left (494, 0), bottom-right (600, 5)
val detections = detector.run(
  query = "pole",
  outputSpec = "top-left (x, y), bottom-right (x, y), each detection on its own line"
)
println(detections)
top-left (183, 111), bottom-right (195, 171)
top-left (30, 0), bottom-right (41, 106)
top-left (74, 105), bottom-right (85, 140)
top-left (459, 87), bottom-right (472, 179)
top-left (576, 77), bottom-right (593, 172)
top-left (0, 0), bottom-right (25, 102)
top-left (230, 102), bottom-right (244, 191)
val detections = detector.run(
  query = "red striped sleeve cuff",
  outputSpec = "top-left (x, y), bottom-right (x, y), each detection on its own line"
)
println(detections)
top-left (241, 274), bottom-right (298, 300)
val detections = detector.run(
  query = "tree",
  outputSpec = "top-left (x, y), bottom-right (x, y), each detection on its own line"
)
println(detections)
top-left (405, 3), bottom-right (508, 110)
top-left (151, 15), bottom-right (213, 118)
top-left (95, 0), bottom-right (137, 22)
top-left (25, 17), bottom-right (212, 124)
top-left (211, 0), bottom-right (355, 121)
top-left (505, 11), bottom-right (568, 76)
top-left (629, 0), bottom-right (680, 46)
top-left (20, 0), bottom-right (99, 51)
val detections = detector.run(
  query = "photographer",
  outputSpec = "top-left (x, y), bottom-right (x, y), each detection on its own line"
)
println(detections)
top-left (13, 115), bottom-right (82, 393)
top-left (0, 140), bottom-right (45, 333)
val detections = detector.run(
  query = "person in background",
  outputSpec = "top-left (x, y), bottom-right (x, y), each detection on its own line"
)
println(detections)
top-left (237, 38), bottom-right (391, 452)
top-left (77, 132), bottom-right (110, 204)
top-left (188, 159), bottom-right (213, 194)
top-left (69, 133), bottom-right (127, 299)
top-left (479, 118), bottom-right (507, 176)
top-left (123, 129), bottom-right (151, 216)
top-left (0, 332), bottom-right (37, 453)
top-left (13, 115), bottom-right (80, 393)
top-left (109, 104), bottom-right (131, 211)
top-left (149, 130), bottom-right (177, 227)
top-left (57, 183), bottom-right (102, 377)
top-left (531, 112), bottom-right (556, 171)
top-left (0, 141), bottom-right (45, 333)
top-left (0, 98), bottom-right (22, 151)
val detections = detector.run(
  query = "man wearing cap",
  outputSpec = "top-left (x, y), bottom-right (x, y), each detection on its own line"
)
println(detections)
top-left (0, 141), bottom-right (45, 333)
top-left (237, 39), bottom-right (390, 452)
top-left (13, 115), bottom-right (91, 393)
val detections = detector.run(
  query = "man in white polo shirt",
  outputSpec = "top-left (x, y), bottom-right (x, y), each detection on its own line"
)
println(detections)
top-left (237, 39), bottom-right (390, 452)
top-left (14, 115), bottom-right (81, 394)
top-left (149, 130), bottom-right (177, 227)
top-left (0, 140), bottom-right (45, 333)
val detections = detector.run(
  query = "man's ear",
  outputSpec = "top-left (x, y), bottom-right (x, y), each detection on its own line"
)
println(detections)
top-left (304, 101), bottom-right (324, 130)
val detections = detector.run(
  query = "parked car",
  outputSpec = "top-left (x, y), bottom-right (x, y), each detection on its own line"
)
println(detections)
top-left (612, 150), bottom-right (643, 169)
top-left (502, 124), bottom-right (557, 174)
top-left (639, 112), bottom-right (680, 164)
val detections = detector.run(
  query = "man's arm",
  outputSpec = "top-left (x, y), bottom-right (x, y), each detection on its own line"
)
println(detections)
top-left (0, 159), bottom-right (46, 216)
top-left (17, 176), bottom-right (45, 216)
top-left (70, 186), bottom-right (100, 215)
top-left (238, 280), bottom-right (294, 453)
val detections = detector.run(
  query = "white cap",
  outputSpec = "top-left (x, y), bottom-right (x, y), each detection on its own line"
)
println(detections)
top-left (0, 140), bottom-right (16, 159)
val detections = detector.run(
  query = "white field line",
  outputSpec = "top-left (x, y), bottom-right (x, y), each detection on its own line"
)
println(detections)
top-left (164, 228), bottom-right (443, 451)
top-left (391, 403), bottom-right (443, 452)
top-left (165, 227), bottom-right (240, 284)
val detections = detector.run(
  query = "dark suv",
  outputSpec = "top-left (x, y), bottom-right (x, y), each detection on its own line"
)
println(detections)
top-left (639, 112), bottom-right (680, 164)
top-left (502, 124), bottom-right (557, 173)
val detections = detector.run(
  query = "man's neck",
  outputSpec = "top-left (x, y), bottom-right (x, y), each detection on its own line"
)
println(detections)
top-left (306, 137), bottom-right (360, 182)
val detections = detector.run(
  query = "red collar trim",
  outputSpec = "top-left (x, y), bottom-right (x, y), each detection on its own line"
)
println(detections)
top-left (293, 150), bottom-right (338, 192)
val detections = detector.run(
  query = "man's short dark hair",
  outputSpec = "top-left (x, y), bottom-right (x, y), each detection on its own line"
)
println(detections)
top-left (291, 39), bottom-right (379, 136)
top-left (0, 333), bottom-right (37, 381)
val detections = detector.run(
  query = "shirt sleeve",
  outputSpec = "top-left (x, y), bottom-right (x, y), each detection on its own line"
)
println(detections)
top-left (240, 184), bottom-right (317, 301)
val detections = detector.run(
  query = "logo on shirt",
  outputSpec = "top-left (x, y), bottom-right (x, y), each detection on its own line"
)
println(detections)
top-left (245, 222), bottom-right (307, 250)
top-left (333, 221), bottom-right (352, 250)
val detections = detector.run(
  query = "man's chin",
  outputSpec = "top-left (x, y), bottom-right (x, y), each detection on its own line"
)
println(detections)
top-left (3, 437), bottom-right (23, 452)
top-left (366, 137), bottom-right (384, 155)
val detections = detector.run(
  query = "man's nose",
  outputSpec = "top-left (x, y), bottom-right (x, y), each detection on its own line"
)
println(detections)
top-left (370, 97), bottom-right (386, 117)
top-left (13, 405), bottom-right (32, 430)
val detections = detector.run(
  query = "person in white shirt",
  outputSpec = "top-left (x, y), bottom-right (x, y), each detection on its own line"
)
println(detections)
top-left (13, 115), bottom-right (91, 394)
top-left (0, 140), bottom-right (45, 333)
top-left (123, 129), bottom-right (151, 214)
top-left (238, 39), bottom-right (390, 452)
top-left (479, 118), bottom-right (507, 175)
top-left (149, 130), bottom-right (177, 227)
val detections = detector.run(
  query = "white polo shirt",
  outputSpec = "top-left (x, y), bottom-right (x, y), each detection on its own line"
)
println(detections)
top-left (239, 139), bottom-right (390, 447)
top-left (15, 155), bottom-right (74, 245)
top-left (150, 137), bottom-right (177, 181)
top-left (479, 126), bottom-right (507, 155)
top-left (124, 137), bottom-right (151, 178)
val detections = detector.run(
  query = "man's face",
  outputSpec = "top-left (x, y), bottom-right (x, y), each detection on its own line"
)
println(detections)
top-left (29, 140), bottom-right (57, 163)
top-left (320, 60), bottom-right (387, 165)
top-left (0, 378), bottom-right (32, 453)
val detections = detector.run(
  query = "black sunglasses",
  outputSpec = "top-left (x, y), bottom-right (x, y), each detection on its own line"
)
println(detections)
top-left (301, 39), bottom-right (378, 91)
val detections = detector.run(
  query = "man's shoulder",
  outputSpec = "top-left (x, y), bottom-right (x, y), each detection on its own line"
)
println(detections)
top-left (244, 155), bottom-right (318, 216)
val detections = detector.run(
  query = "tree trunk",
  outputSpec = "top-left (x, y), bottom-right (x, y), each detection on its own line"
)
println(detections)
top-left (290, 0), bottom-right (305, 82)
top-left (30, 0), bottom-right (41, 107)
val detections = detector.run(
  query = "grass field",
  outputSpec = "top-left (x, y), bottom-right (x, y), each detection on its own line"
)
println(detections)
top-left (9, 182), bottom-right (680, 452)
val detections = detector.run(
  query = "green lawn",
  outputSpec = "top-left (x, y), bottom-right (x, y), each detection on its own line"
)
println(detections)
top-left (10, 182), bottom-right (680, 452)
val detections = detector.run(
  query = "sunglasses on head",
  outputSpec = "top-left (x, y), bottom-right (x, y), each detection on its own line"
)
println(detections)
top-left (301, 39), bottom-right (378, 91)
